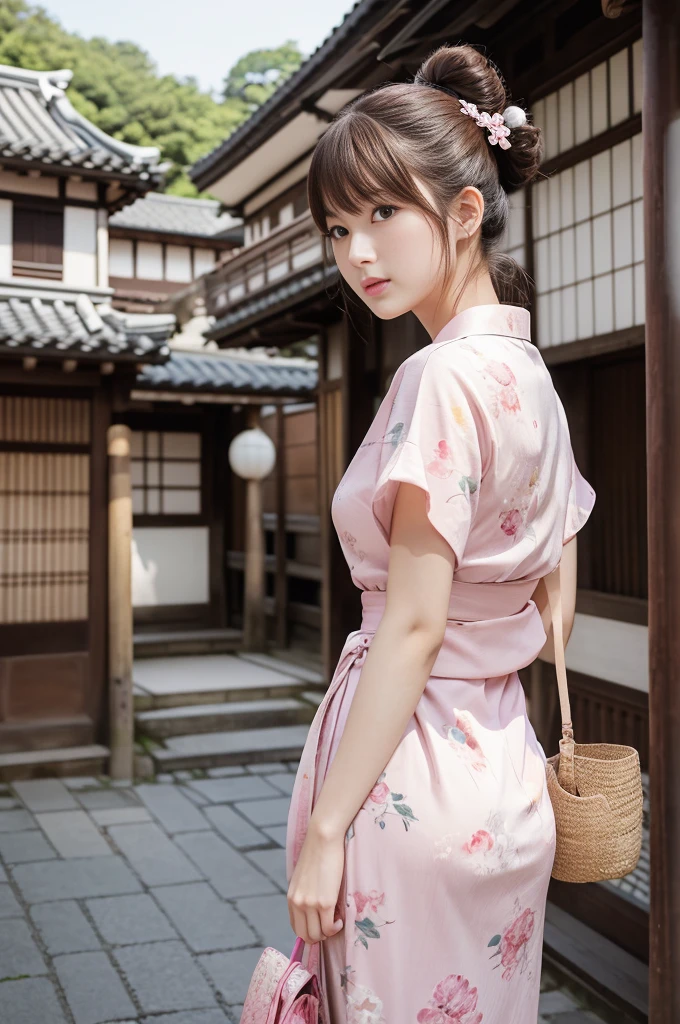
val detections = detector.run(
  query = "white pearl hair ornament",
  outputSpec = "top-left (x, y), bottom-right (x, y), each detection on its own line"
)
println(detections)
top-left (501, 105), bottom-right (527, 129)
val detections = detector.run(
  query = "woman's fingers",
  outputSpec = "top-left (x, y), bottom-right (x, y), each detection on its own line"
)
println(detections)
top-left (304, 908), bottom-right (325, 944)
top-left (319, 903), bottom-right (343, 940)
top-left (289, 898), bottom-right (341, 944)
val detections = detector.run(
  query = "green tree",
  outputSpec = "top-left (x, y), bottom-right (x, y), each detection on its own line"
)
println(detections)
top-left (222, 40), bottom-right (304, 108)
top-left (0, 2), bottom-right (304, 197)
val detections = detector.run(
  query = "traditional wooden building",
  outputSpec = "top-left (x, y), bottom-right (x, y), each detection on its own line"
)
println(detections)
top-left (108, 192), bottom-right (242, 314)
top-left (190, 0), bottom-right (651, 1015)
top-left (126, 346), bottom-right (317, 651)
top-left (0, 63), bottom-right (318, 780)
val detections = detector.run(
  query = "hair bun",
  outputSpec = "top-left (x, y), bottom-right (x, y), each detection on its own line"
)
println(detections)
top-left (416, 44), bottom-right (543, 192)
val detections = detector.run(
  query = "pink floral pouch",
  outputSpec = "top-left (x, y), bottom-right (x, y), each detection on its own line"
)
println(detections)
top-left (240, 936), bottom-right (322, 1024)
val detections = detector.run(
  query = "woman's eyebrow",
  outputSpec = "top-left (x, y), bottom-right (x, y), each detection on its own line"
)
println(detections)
top-left (324, 208), bottom-right (339, 220)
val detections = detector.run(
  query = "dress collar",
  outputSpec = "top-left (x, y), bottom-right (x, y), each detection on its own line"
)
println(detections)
top-left (430, 303), bottom-right (531, 346)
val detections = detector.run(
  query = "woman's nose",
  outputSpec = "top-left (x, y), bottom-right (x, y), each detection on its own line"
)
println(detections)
top-left (348, 234), bottom-right (376, 268)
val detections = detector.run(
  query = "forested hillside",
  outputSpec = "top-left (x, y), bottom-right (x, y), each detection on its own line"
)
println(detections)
top-left (0, 1), bottom-right (303, 196)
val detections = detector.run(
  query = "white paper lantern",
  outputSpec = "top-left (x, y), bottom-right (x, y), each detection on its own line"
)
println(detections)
top-left (228, 427), bottom-right (276, 481)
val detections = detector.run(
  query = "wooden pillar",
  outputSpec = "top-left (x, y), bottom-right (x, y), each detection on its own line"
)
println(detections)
top-left (107, 424), bottom-right (133, 781)
top-left (242, 406), bottom-right (266, 651)
top-left (274, 405), bottom-right (289, 649)
top-left (643, 0), bottom-right (680, 1015)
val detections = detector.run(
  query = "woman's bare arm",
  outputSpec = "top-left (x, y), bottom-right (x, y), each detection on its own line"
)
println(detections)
top-left (532, 535), bottom-right (578, 664)
top-left (308, 480), bottom-right (455, 842)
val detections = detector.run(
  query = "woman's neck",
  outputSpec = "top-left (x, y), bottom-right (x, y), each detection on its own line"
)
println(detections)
top-left (414, 272), bottom-right (500, 341)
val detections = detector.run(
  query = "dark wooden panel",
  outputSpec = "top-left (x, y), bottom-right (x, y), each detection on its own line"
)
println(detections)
top-left (133, 603), bottom-right (212, 630)
top-left (0, 651), bottom-right (89, 722)
top-left (13, 204), bottom-right (63, 279)
top-left (549, 879), bottom-right (649, 966)
top-left (0, 622), bottom-right (87, 657)
top-left (284, 410), bottom-right (316, 445)
top-left (535, 663), bottom-right (649, 772)
top-left (285, 474), bottom-right (318, 516)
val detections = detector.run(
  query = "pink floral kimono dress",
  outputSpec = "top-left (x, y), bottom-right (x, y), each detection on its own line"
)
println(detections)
top-left (285, 303), bottom-right (595, 1024)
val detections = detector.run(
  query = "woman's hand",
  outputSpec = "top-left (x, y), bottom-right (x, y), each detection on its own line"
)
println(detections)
top-left (287, 820), bottom-right (346, 945)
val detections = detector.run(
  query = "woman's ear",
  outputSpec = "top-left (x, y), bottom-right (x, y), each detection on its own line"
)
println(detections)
top-left (452, 186), bottom-right (484, 241)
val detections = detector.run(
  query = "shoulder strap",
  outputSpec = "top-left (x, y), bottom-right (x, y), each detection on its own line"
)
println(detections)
top-left (544, 562), bottom-right (577, 794)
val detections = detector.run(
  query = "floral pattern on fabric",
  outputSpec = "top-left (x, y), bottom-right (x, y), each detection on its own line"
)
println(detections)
top-left (498, 465), bottom-right (540, 544)
top-left (350, 889), bottom-right (395, 949)
top-left (459, 343), bottom-right (521, 417)
top-left (416, 973), bottom-right (484, 1023)
top-left (442, 710), bottom-right (488, 772)
top-left (361, 772), bottom-right (419, 831)
top-left (340, 966), bottom-right (386, 1024)
top-left (487, 899), bottom-right (537, 981)
top-left (461, 812), bottom-right (520, 874)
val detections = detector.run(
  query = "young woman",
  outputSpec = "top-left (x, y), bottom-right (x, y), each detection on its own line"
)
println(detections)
top-left (284, 43), bottom-right (595, 1024)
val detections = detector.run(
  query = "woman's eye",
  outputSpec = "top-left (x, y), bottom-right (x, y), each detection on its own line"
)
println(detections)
top-left (373, 205), bottom-right (396, 221)
top-left (328, 225), bottom-right (348, 240)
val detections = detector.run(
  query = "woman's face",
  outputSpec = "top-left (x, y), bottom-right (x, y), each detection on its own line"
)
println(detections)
top-left (325, 194), bottom-right (451, 321)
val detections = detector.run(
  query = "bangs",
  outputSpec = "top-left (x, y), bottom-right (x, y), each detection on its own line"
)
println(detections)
top-left (307, 110), bottom-right (427, 232)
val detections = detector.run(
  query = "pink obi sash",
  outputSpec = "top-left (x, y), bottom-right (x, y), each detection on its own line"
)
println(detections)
top-left (285, 578), bottom-right (547, 972)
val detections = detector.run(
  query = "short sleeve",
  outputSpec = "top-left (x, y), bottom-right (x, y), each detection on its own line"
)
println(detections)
top-left (563, 454), bottom-right (595, 544)
top-left (371, 351), bottom-right (484, 567)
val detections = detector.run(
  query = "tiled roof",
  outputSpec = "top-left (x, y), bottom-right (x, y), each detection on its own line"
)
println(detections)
top-left (0, 65), bottom-right (167, 181)
top-left (0, 293), bottom-right (174, 363)
top-left (109, 193), bottom-right (242, 239)
top-left (206, 264), bottom-right (338, 341)
top-left (136, 349), bottom-right (317, 395)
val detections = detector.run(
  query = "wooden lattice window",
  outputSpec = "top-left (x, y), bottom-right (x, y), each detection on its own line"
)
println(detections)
top-left (131, 431), bottom-right (202, 516)
top-left (12, 204), bottom-right (64, 280)
top-left (0, 396), bottom-right (90, 624)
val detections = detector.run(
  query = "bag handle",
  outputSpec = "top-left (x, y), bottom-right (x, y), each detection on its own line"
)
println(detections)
top-left (544, 562), bottom-right (577, 795)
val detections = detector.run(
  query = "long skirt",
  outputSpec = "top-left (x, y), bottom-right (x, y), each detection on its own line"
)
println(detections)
top-left (285, 582), bottom-right (556, 1024)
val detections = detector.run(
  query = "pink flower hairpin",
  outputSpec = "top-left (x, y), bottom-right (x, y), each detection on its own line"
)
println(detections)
top-left (459, 99), bottom-right (513, 150)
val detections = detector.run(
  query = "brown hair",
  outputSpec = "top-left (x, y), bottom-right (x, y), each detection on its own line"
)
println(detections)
top-left (307, 44), bottom-right (543, 314)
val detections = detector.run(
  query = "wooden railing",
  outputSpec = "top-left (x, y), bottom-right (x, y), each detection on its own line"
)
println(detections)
top-left (205, 211), bottom-right (324, 317)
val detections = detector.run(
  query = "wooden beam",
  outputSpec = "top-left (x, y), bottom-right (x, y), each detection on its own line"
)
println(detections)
top-left (63, 359), bottom-right (78, 373)
top-left (274, 404), bottom-right (289, 649)
top-left (107, 424), bottom-right (134, 781)
top-left (241, 406), bottom-right (267, 652)
top-left (22, 356), bottom-right (36, 371)
top-left (643, 0), bottom-right (680, 1016)
top-left (100, 362), bottom-right (115, 376)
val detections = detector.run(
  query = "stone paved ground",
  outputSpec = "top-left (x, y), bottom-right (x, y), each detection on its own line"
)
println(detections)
top-left (0, 767), bottom-right (609, 1024)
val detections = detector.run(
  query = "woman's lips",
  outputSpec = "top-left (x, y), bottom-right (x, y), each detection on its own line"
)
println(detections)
top-left (361, 278), bottom-right (390, 297)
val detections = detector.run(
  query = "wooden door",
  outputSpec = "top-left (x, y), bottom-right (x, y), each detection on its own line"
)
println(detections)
top-left (0, 391), bottom-right (106, 752)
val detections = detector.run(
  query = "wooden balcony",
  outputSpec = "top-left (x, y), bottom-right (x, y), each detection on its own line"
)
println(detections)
top-left (205, 211), bottom-right (325, 321)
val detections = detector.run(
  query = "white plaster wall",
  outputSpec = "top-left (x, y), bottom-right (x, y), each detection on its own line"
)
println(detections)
top-left (96, 208), bottom-right (108, 288)
top-left (132, 526), bottom-right (209, 607)
top-left (0, 199), bottom-right (12, 277)
top-left (137, 241), bottom-right (163, 279)
top-left (565, 612), bottom-right (648, 692)
top-left (194, 248), bottom-right (216, 277)
top-left (109, 238), bottom-right (134, 277)
top-left (165, 244), bottom-right (191, 282)
top-left (63, 206), bottom-right (97, 287)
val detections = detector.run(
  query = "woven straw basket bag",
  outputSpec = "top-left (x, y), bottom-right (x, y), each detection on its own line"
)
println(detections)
top-left (543, 563), bottom-right (644, 883)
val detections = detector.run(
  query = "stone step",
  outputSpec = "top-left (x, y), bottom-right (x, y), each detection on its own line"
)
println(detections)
top-left (151, 725), bottom-right (309, 771)
top-left (0, 745), bottom-right (109, 782)
top-left (133, 653), bottom-right (325, 712)
top-left (136, 697), bottom-right (316, 740)
top-left (134, 628), bottom-right (243, 659)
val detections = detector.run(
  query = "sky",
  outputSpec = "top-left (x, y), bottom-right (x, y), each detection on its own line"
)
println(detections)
top-left (45, 0), bottom-right (356, 96)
